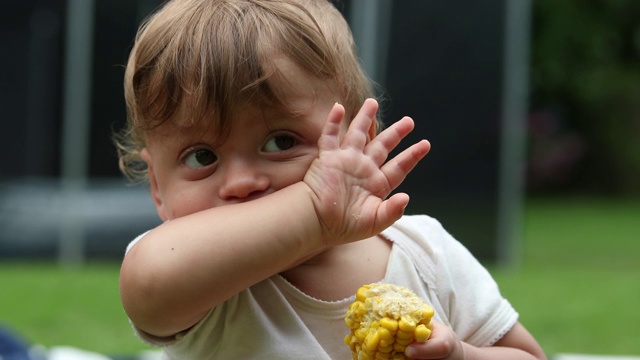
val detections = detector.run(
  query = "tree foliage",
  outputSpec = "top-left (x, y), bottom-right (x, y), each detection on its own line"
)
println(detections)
top-left (528, 0), bottom-right (640, 195)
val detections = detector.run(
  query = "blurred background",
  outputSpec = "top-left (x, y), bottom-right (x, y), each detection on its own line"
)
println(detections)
top-left (0, 0), bottom-right (638, 359)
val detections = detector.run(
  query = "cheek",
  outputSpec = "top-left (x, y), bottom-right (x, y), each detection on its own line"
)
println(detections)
top-left (273, 157), bottom-right (316, 188)
top-left (163, 184), bottom-right (217, 220)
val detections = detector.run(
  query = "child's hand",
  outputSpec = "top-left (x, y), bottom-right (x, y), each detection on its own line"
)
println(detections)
top-left (303, 98), bottom-right (430, 246)
top-left (405, 320), bottom-right (465, 360)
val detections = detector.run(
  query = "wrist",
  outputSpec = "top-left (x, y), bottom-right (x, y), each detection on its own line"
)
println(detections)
top-left (274, 182), bottom-right (329, 256)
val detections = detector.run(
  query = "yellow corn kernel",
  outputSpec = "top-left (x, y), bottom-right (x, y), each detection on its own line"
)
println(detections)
top-left (345, 317), bottom-right (356, 329)
top-left (414, 324), bottom-right (431, 342)
top-left (395, 336), bottom-right (413, 346)
top-left (393, 342), bottom-right (407, 353)
top-left (422, 306), bottom-right (435, 319)
top-left (365, 330), bottom-right (381, 351)
top-left (344, 283), bottom-right (435, 360)
top-left (377, 327), bottom-right (393, 341)
top-left (375, 351), bottom-right (393, 360)
top-left (378, 342), bottom-right (394, 353)
top-left (398, 317), bottom-right (416, 332)
top-left (362, 349), bottom-right (375, 360)
top-left (380, 317), bottom-right (399, 332)
top-left (356, 285), bottom-right (370, 302)
top-left (355, 328), bottom-right (368, 342)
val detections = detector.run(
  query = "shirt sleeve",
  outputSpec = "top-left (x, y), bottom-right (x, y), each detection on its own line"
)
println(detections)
top-left (387, 215), bottom-right (519, 347)
top-left (124, 231), bottom-right (149, 254)
top-left (428, 217), bottom-right (519, 346)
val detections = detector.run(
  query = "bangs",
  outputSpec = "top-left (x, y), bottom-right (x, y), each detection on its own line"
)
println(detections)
top-left (125, 0), bottom-right (338, 140)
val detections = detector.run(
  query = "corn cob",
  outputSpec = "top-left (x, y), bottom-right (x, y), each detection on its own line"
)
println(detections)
top-left (344, 283), bottom-right (434, 360)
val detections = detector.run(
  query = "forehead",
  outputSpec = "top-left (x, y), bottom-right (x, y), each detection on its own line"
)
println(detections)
top-left (268, 55), bottom-right (339, 111)
top-left (145, 56), bottom-right (337, 142)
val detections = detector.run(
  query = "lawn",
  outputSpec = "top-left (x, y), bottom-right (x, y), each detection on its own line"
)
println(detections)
top-left (0, 196), bottom-right (638, 356)
top-left (489, 197), bottom-right (640, 356)
top-left (0, 262), bottom-right (149, 356)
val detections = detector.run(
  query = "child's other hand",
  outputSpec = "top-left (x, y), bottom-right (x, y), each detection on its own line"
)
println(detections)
top-left (303, 98), bottom-right (430, 246)
top-left (405, 320), bottom-right (465, 360)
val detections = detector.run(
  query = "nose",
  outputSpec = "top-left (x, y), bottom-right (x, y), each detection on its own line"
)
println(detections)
top-left (217, 158), bottom-right (270, 201)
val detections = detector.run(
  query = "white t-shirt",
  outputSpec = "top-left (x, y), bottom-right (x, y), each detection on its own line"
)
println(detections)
top-left (127, 215), bottom-right (518, 359)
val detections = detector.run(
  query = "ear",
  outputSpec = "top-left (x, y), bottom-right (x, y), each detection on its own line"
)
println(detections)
top-left (141, 148), bottom-right (169, 221)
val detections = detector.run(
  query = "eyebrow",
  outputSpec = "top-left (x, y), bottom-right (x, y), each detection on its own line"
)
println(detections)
top-left (260, 106), bottom-right (315, 133)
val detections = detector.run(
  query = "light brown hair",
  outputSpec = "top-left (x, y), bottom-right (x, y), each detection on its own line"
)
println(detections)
top-left (115, 0), bottom-right (378, 181)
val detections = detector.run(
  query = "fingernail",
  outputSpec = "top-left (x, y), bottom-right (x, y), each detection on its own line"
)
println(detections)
top-left (405, 346), bottom-right (416, 358)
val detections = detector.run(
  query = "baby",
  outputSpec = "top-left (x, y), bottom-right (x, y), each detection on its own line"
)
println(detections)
top-left (115, 0), bottom-right (547, 359)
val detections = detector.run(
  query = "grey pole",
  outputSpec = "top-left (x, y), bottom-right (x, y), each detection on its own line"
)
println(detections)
top-left (59, 0), bottom-right (95, 266)
top-left (348, 0), bottom-right (393, 89)
top-left (497, 0), bottom-right (532, 268)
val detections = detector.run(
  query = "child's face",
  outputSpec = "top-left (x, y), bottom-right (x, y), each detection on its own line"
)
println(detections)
top-left (141, 57), bottom-right (350, 221)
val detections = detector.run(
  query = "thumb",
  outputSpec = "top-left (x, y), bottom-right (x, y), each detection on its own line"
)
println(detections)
top-left (373, 193), bottom-right (409, 233)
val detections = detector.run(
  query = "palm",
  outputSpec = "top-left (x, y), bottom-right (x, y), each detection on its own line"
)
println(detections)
top-left (303, 99), bottom-right (430, 246)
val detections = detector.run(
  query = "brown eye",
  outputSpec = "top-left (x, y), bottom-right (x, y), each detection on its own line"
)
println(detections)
top-left (184, 149), bottom-right (217, 168)
top-left (263, 134), bottom-right (296, 152)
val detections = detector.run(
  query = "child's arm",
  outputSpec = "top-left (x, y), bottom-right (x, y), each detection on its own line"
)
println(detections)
top-left (405, 320), bottom-right (547, 360)
top-left (119, 99), bottom-right (430, 338)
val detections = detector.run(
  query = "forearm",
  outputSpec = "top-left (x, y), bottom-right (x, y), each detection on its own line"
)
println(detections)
top-left (407, 322), bottom-right (547, 360)
top-left (120, 182), bottom-right (324, 337)
top-left (462, 343), bottom-right (547, 360)
top-left (460, 322), bottom-right (547, 360)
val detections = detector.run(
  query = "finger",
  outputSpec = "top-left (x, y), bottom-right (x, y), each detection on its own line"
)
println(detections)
top-left (373, 192), bottom-right (410, 233)
top-left (405, 320), bottom-right (458, 359)
top-left (380, 140), bottom-right (431, 191)
top-left (365, 116), bottom-right (415, 166)
top-left (317, 102), bottom-right (346, 151)
top-left (406, 339), bottom-right (450, 359)
top-left (405, 334), bottom-right (452, 359)
top-left (342, 98), bottom-right (378, 149)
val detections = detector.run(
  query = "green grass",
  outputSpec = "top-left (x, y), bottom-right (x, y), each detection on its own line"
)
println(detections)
top-left (489, 197), bottom-right (640, 356)
top-left (0, 197), bottom-right (639, 356)
top-left (0, 262), bottom-right (151, 355)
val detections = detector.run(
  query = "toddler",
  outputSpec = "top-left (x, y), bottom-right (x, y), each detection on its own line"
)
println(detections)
top-left (115, 0), bottom-right (547, 359)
